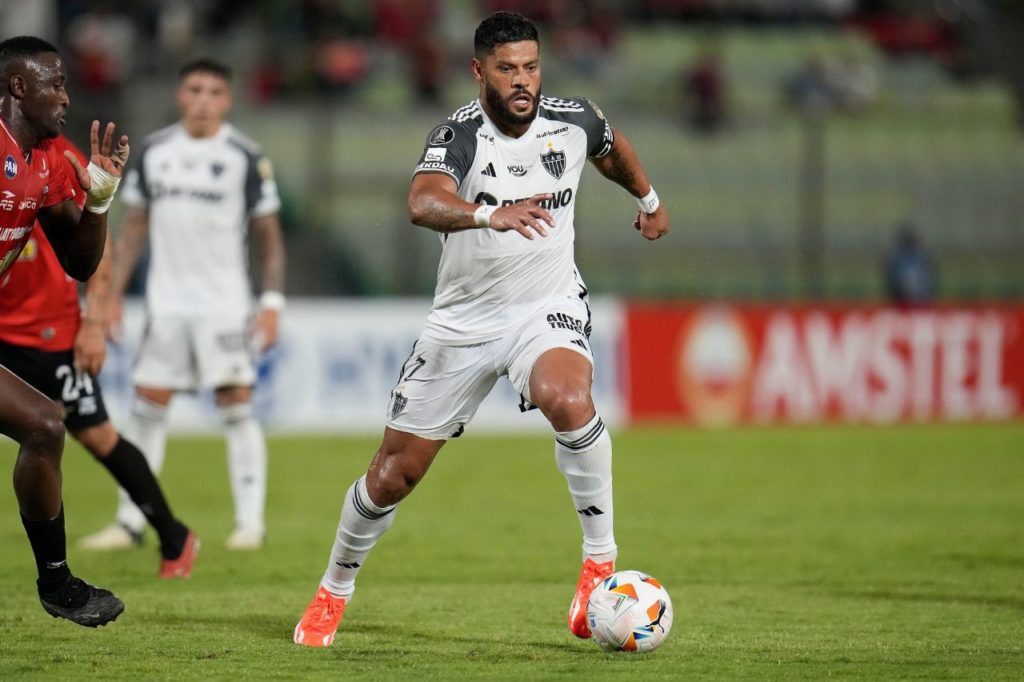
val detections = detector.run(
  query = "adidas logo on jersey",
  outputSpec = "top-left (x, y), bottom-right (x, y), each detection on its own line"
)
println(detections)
top-left (481, 163), bottom-right (496, 177)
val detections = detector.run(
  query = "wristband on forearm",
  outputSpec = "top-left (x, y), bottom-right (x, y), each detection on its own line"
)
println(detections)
top-left (636, 187), bottom-right (660, 214)
top-left (84, 162), bottom-right (122, 214)
top-left (260, 290), bottom-right (286, 311)
top-left (473, 204), bottom-right (497, 228)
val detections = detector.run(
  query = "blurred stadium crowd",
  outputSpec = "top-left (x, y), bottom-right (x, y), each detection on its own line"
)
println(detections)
top-left (1, 0), bottom-right (1021, 300)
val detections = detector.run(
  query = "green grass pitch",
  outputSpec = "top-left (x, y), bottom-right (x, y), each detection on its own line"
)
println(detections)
top-left (1, 424), bottom-right (1021, 679)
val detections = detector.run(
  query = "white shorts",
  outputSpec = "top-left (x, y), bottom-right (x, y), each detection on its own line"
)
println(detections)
top-left (132, 314), bottom-right (255, 391)
top-left (386, 296), bottom-right (594, 440)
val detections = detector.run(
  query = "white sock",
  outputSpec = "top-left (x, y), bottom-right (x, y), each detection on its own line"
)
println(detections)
top-left (555, 413), bottom-right (617, 562)
top-left (222, 402), bottom-right (267, 535)
top-left (321, 476), bottom-right (398, 598)
top-left (116, 396), bottom-right (168, 534)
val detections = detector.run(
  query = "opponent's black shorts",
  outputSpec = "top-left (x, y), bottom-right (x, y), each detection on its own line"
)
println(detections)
top-left (0, 341), bottom-right (110, 431)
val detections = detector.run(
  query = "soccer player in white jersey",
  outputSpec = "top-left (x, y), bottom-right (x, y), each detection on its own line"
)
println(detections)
top-left (294, 11), bottom-right (668, 647)
top-left (84, 58), bottom-right (286, 552)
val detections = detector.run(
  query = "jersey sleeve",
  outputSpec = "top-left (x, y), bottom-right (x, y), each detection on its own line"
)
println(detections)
top-left (244, 152), bottom-right (282, 218)
top-left (574, 97), bottom-right (615, 159)
top-left (412, 120), bottom-right (478, 187)
top-left (119, 145), bottom-right (149, 209)
top-left (40, 143), bottom-right (76, 208)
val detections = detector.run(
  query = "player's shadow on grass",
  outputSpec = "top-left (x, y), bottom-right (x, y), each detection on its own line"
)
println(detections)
top-left (143, 613), bottom-right (587, 654)
top-left (342, 623), bottom-right (586, 654)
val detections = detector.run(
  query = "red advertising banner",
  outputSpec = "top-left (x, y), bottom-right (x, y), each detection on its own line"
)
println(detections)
top-left (625, 303), bottom-right (1024, 425)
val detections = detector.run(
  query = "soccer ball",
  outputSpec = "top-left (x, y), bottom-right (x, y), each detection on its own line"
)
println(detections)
top-left (586, 570), bottom-right (673, 653)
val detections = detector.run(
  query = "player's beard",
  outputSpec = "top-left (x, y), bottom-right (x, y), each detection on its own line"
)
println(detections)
top-left (485, 80), bottom-right (541, 129)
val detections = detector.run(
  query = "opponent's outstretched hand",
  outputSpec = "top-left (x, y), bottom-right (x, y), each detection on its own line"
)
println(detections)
top-left (489, 193), bottom-right (555, 240)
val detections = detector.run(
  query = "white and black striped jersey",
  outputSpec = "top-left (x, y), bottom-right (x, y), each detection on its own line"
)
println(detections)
top-left (413, 96), bottom-right (614, 344)
top-left (120, 123), bottom-right (281, 316)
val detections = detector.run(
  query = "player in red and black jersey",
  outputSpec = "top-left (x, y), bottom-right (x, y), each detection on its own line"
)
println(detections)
top-left (1, 35), bottom-right (130, 627)
top-left (0, 134), bottom-right (198, 582)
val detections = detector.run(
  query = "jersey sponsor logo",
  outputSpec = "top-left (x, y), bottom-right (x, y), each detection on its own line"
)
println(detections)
top-left (540, 145), bottom-right (566, 179)
top-left (547, 312), bottom-right (585, 334)
top-left (39, 154), bottom-right (49, 178)
top-left (415, 160), bottom-right (455, 174)
top-left (483, 187), bottom-right (573, 208)
top-left (536, 126), bottom-right (569, 139)
top-left (0, 190), bottom-right (14, 211)
top-left (424, 147), bottom-right (448, 163)
top-left (474, 188), bottom-right (574, 210)
top-left (149, 182), bottom-right (225, 203)
top-left (474, 191), bottom-right (498, 206)
top-left (506, 163), bottom-right (527, 177)
top-left (481, 162), bottom-right (496, 177)
top-left (0, 225), bottom-right (32, 241)
top-left (428, 125), bottom-right (455, 145)
top-left (18, 198), bottom-right (38, 210)
top-left (4, 155), bottom-right (17, 179)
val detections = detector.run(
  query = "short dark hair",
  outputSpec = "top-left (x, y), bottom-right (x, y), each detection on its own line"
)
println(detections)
top-left (474, 11), bottom-right (539, 58)
top-left (178, 57), bottom-right (231, 82)
top-left (0, 36), bottom-right (59, 72)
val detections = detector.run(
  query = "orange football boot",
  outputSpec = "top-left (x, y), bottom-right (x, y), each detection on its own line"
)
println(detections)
top-left (159, 530), bottom-right (199, 579)
top-left (567, 557), bottom-right (615, 638)
top-left (294, 586), bottom-right (347, 647)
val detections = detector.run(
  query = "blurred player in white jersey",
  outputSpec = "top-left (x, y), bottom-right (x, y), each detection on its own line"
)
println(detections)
top-left (86, 58), bottom-right (286, 552)
top-left (295, 11), bottom-right (669, 647)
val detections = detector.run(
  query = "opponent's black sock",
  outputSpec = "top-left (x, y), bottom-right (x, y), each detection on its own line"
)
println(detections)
top-left (99, 436), bottom-right (188, 559)
top-left (21, 507), bottom-right (72, 595)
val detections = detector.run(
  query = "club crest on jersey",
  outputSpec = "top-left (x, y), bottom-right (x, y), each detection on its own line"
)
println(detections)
top-left (4, 155), bottom-right (17, 179)
top-left (540, 145), bottom-right (565, 179)
top-left (429, 125), bottom-right (455, 145)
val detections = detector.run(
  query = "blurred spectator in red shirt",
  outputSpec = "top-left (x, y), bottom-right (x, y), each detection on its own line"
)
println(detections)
top-left (375, 0), bottom-right (446, 104)
top-left (683, 45), bottom-right (728, 134)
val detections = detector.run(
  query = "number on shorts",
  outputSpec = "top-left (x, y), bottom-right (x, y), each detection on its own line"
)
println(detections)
top-left (55, 364), bottom-right (95, 402)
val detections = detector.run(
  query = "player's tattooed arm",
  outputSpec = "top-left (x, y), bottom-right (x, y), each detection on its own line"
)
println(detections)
top-left (589, 128), bottom-right (669, 241)
top-left (409, 173), bottom-right (554, 240)
top-left (589, 128), bottom-right (646, 196)
top-left (408, 173), bottom-right (471, 231)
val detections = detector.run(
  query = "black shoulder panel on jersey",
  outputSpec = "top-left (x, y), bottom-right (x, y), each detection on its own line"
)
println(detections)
top-left (413, 101), bottom-right (484, 187)
top-left (539, 96), bottom-right (614, 158)
top-left (227, 134), bottom-right (266, 213)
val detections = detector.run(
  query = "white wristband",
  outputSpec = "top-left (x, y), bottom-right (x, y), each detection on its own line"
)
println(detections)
top-left (259, 290), bottom-right (286, 311)
top-left (84, 162), bottom-right (122, 214)
top-left (473, 204), bottom-right (497, 228)
top-left (636, 187), bottom-right (660, 214)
